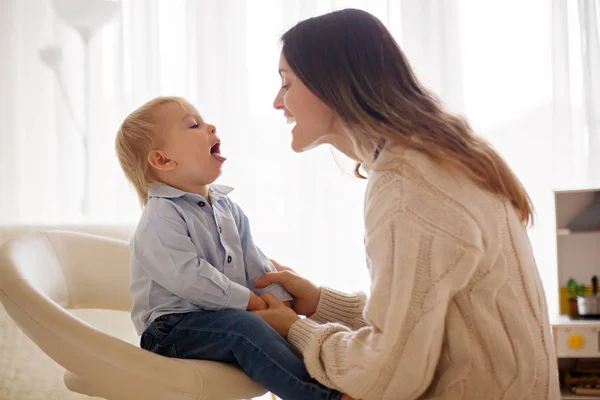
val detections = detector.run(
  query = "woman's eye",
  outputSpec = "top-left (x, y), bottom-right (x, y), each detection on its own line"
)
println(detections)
top-left (282, 84), bottom-right (290, 90)
top-left (191, 123), bottom-right (199, 129)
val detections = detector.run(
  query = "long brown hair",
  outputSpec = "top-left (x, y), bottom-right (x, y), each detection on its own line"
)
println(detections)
top-left (281, 8), bottom-right (534, 224)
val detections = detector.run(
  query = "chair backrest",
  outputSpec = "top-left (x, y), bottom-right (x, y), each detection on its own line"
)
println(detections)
top-left (0, 230), bottom-right (268, 400)
top-left (0, 224), bottom-right (134, 245)
top-left (0, 230), bottom-right (132, 311)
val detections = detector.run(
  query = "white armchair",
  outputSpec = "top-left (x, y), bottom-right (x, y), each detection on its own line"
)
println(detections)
top-left (0, 230), bottom-right (268, 400)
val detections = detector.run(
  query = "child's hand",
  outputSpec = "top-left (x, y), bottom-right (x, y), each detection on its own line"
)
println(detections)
top-left (253, 293), bottom-right (300, 338)
top-left (247, 291), bottom-right (268, 311)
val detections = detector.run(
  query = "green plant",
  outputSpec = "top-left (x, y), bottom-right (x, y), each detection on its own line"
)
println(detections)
top-left (567, 278), bottom-right (587, 299)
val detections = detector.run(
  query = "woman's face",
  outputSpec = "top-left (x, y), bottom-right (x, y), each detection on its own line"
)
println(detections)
top-left (273, 52), bottom-right (340, 153)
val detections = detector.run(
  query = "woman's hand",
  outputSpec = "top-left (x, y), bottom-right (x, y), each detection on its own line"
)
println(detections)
top-left (246, 291), bottom-right (267, 311)
top-left (255, 259), bottom-right (322, 317)
top-left (253, 293), bottom-right (300, 338)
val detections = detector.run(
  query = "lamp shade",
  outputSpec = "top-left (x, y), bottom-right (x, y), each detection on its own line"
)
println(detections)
top-left (52, 0), bottom-right (119, 40)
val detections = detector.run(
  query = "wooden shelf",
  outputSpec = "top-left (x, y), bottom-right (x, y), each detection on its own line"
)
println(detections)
top-left (562, 388), bottom-right (600, 399)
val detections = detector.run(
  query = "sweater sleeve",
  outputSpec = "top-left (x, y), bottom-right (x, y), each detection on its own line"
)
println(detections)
top-left (288, 179), bottom-right (483, 400)
top-left (309, 287), bottom-right (368, 330)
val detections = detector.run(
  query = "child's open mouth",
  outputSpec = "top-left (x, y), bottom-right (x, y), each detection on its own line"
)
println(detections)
top-left (210, 141), bottom-right (226, 162)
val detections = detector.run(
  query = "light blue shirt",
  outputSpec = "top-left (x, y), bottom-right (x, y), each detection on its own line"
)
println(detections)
top-left (129, 183), bottom-right (292, 335)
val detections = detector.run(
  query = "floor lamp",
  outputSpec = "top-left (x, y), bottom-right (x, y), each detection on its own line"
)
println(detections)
top-left (39, 0), bottom-right (119, 217)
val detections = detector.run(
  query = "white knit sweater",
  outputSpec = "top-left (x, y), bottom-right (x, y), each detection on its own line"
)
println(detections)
top-left (287, 146), bottom-right (560, 400)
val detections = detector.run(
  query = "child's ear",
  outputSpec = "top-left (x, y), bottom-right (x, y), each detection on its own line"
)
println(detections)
top-left (148, 150), bottom-right (176, 171)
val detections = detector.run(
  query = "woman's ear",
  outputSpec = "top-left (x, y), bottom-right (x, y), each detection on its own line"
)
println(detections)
top-left (148, 149), bottom-right (176, 171)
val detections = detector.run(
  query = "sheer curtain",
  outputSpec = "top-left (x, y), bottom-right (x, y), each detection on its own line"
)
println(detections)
top-left (0, 0), bottom-right (598, 313)
top-left (552, 0), bottom-right (600, 185)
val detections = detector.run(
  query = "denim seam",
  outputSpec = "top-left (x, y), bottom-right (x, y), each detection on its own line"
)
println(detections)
top-left (173, 325), bottom-right (336, 398)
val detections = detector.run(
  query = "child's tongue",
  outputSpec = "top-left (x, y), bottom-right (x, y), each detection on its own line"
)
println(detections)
top-left (211, 152), bottom-right (227, 162)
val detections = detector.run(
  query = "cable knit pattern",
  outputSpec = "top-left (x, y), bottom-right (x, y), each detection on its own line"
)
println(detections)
top-left (287, 147), bottom-right (560, 400)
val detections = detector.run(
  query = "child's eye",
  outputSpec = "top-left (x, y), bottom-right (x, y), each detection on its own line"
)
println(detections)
top-left (191, 123), bottom-right (199, 129)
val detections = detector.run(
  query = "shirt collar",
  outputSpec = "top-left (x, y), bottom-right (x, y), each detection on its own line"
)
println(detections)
top-left (209, 184), bottom-right (234, 201)
top-left (148, 183), bottom-right (234, 202)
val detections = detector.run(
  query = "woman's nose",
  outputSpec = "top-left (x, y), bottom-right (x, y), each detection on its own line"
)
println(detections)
top-left (273, 90), bottom-right (284, 110)
top-left (208, 124), bottom-right (216, 134)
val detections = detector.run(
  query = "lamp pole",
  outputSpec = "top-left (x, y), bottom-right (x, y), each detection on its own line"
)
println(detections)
top-left (39, 0), bottom-right (119, 218)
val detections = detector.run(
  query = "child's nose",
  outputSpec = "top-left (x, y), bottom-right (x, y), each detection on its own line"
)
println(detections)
top-left (207, 124), bottom-right (216, 134)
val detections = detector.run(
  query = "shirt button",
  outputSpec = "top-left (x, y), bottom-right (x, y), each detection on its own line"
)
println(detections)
top-left (198, 201), bottom-right (206, 207)
top-left (219, 226), bottom-right (222, 233)
top-left (227, 255), bottom-right (232, 263)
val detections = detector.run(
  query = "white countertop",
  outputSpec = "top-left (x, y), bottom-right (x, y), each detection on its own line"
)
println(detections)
top-left (552, 314), bottom-right (600, 327)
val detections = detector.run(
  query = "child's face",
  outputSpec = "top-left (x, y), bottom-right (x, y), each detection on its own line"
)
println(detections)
top-left (149, 101), bottom-right (225, 189)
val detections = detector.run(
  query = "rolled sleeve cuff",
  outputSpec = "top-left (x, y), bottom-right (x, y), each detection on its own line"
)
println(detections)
top-left (260, 283), bottom-right (293, 302)
top-left (224, 281), bottom-right (251, 310)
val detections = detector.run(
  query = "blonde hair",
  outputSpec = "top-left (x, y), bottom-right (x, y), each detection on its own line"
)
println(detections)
top-left (282, 9), bottom-right (534, 224)
top-left (115, 96), bottom-right (187, 207)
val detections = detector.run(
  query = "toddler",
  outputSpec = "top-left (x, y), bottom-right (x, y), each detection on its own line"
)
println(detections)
top-left (115, 96), bottom-right (345, 400)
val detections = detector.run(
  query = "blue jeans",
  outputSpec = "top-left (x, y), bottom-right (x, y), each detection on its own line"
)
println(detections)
top-left (140, 310), bottom-right (342, 400)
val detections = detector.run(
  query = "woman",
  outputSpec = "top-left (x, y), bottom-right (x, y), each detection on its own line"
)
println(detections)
top-left (253, 8), bottom-right (560, 400)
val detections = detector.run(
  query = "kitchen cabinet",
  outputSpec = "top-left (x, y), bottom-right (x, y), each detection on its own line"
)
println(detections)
top-left (553, 187), bottom-right (600, 398)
